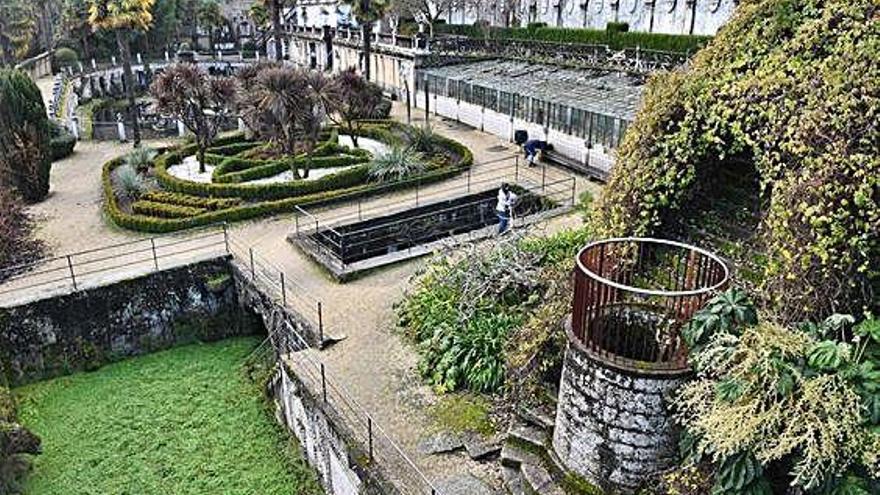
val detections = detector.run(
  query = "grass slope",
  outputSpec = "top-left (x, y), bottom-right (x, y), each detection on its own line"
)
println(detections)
top-left (15, 338), bottom-right (322, 495)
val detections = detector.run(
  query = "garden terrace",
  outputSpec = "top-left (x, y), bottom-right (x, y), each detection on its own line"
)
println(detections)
top-left (103, 121), bottom-right (474, 233)
top-left (571, 237), bottom-right (729, 372)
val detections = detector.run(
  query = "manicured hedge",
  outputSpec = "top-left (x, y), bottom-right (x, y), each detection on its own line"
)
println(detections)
top-left (49, 121), bottom-right (76, 161)
top-left (217, 154), bottom-right (370, 184)
top-left (103, 121), bottom-right (476, 233)
top-left (140, 191), bottom-right (242, 210)
top-left (156, 149), bottom-right (374, 200)
top-left (434, 24), bottom-right (712, 54)
top-left (131, 200), bottom-right (206, 218)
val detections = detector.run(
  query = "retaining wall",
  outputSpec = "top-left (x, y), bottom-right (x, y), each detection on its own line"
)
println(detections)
top-left (0, 257), bottom-right (246, 385)
top-left (271, 364), bottom-right (365, 495)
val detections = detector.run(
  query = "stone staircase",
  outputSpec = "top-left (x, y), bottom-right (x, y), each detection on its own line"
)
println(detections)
top-left (499, 403), bottom-right (571, 495)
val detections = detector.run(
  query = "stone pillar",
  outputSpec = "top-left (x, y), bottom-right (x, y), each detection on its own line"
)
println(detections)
top-left (552, 319), bottom-right (689, 493)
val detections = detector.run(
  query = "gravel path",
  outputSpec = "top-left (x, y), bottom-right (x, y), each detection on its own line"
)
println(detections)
top-left (14, 83), bottom-right (598, 492)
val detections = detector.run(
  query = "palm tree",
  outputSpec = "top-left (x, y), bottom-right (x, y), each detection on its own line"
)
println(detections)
top-left (347, 0), bottom-right (390, 81)
top-left (253, 0), bottom-right (285, 61)
top-left (88, 0), bottom-right (156, 147)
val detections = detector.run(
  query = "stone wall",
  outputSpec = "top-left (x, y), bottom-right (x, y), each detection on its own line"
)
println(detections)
top-left (552, 325), bottom-right (689, 493)
top-left (271, 364), bottom-right (365, 495)
top-left (232, 264), bottom-right (323, 348)
top-left (0, 257), bottom-right (247, 385)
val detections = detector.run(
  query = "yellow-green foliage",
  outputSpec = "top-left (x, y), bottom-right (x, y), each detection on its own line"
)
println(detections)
top-left (592, 0), bottom-right (879, 321)
top-left (676, 323), bottom-right (871, 489)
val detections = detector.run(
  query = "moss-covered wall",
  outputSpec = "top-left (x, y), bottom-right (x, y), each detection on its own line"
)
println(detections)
top-left (0, 257), bottom-right (256, 385)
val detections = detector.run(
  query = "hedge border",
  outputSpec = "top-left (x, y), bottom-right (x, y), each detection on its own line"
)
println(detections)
top-left (103, 122), bottom-right (475, 233)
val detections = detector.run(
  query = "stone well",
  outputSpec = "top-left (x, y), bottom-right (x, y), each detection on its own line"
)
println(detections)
top-left (552, 238), bottom-right (728, 493)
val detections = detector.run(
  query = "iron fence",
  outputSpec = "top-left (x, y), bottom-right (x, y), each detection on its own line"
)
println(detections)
top-left (0, 227), bottom-right (228, 307)
top-left (0, 224), bottom-right (443, 493)
top-left (571, 237), bottom-right (729, 372)
top-left (292, 155), bottom-right (576, 268)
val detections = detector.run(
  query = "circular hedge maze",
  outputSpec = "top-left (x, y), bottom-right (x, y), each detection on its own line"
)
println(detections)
top-left (103, 121), bottom-right (473, 232)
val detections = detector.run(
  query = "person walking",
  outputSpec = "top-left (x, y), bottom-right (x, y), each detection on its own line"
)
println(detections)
top-left (523, 139), bottom-right (549, 167)
top-left (496, 183), bottom-right (518, 234)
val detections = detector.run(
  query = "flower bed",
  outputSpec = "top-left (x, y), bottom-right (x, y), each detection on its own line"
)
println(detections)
top-left (103, 121), bottom-right (474, 233)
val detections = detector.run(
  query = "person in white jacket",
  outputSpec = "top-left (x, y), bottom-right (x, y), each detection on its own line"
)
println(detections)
top-left (496, 183), bottom-right (518, 234)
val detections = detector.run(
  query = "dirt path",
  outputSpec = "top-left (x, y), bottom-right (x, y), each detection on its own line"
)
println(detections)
top-left (15, 90), bottom-right (596, 490)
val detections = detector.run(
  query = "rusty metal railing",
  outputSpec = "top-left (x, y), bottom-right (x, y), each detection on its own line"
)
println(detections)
top-left (570, 237), bottom-right (729, 372)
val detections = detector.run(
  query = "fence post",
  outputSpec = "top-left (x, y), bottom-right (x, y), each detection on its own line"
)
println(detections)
top-left (358, 198), bottom-right (362, 221)
top-left (542, 163), bottom-right (547, 192)
top-left (317, 302), bottom-right (324, 347)
top-left (150, 238), bottom-right (159, 270)
top-left (280, 272), bottom-right (286, 306)
top-left (222, 222), bottom-right (229, 253)
top-left (66, 255), bottom-right (78, 291)
top-left (415, 180), bottom-right (420, 206)
top-left (467, 168), bottom-right (471, 193)
top-left (249, 248), bottom-right (255, 280)
top-left (368, 417), bottom-right (374, 462)
top-left (320, 363), bottom-right (327, 403)
top-left (515, 155), bottom-right (520, 183)
top-left (294, 212), bottom-right (300, 235)
top-left (570, 180), bottom-right (576, 206)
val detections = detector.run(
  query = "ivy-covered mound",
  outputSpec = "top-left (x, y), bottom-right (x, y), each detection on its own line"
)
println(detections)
top-left (103, 121), bottom-right (473, 232)
top-left (591, 0), bottom-right (879, 322)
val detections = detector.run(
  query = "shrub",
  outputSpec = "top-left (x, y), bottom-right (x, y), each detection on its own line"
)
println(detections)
top-left (368, 146), bottom-right (427, 182)
top-left (132, 200), bottom-right (205, 218)
top-left (139, 191), bottom-right (241, 210)
top-left (673, 291), bottom-right (880, 494)
top-left (112, 164), bottom-right (147, 201)
top-left (53, 47), bottom-right (79, 69)
top-left (405, 124), bottom-right (440, 154)
top-left (590, 0), bottom-right (879, 321)
top-left (0, 189), bottom-right (45, 281)
top-left (606, 22), bottom-right (629, 33)
top-left (399, 238), bottom-right (543, 393)
top-left (433, 23), bottom-right (711, 53)
top-left (49, 121), bottom-right (76, 160)
top-left (0, 69), bottom-right (52, 202)
top-left (123, 147), bottom-right (157, 174)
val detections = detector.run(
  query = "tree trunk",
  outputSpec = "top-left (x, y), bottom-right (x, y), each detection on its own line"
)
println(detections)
top-left (198, 145), bottom-right (206, 174)
top-left (116, 30), bottom-right (141, 147)
top-left (361, 22), bottom-right (372, 81)
top-left (271, 0), bottom-right (283, 61)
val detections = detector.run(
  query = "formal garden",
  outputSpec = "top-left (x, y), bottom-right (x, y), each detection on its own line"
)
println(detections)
top-left (102, 63), bottom-right (472, 233)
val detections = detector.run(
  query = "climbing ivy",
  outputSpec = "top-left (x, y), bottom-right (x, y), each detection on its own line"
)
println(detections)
top-left (591, 0), bottom-right (879, 321)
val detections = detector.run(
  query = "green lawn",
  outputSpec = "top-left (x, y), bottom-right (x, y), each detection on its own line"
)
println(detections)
top-left (15, 337), bottom-right (323, 495)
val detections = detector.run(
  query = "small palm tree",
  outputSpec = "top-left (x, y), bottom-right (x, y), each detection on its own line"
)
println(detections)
top-left (368, 146), bottom-right (426, 182)
top-left (88, 0), bottom-right (156, 147)
top-left (345, 0), bottom-right (391, 81)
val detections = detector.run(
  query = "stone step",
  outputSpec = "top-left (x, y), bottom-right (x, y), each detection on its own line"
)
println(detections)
top-left (502, 466), bottom-right (527, 495)
top-left (500, 443), bottom-right (542, 469)
top-left (516, 405), bottom-right (555, 432)
top-left (508, 423), bottom-right (549, 450)
top-left (521, 462), bottom-right (565, 495)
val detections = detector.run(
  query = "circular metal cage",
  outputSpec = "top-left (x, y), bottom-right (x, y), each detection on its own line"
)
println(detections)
top-left (571, 237), bottom-right (729, 372)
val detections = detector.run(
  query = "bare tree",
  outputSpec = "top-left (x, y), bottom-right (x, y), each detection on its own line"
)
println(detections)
top-left (325, 68), bottom-right (384, 148)
top-left (151, 63), bottom-right (238, 172)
